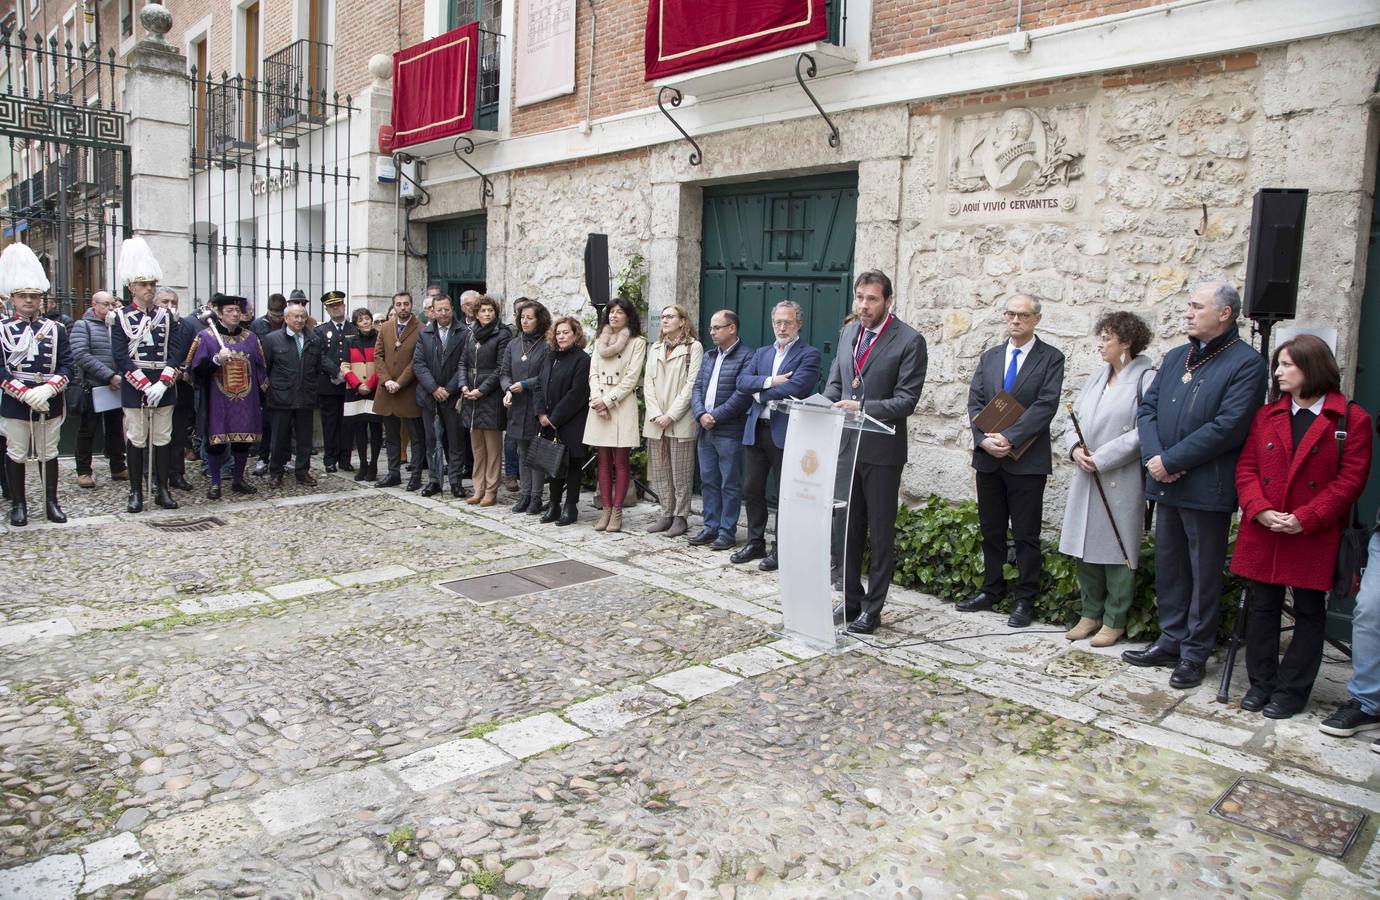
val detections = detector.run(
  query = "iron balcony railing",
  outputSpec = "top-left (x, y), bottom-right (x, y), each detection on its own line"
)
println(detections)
top-left (206, 77), bottom-right (257, 158)
top-left (261, 38), bottom-right (331, 135)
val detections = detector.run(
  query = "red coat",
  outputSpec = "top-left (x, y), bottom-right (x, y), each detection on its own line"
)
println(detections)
top-left (1230, 393), bottom-right (1372, 590)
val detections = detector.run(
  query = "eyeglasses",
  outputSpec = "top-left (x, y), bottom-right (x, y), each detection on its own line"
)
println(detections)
top-left (1003, 311), bottom-right (1035, 320)
top-left (660, 313), bottom-right (680, 320)
top-left (709, 324), bottom-right (732, 332)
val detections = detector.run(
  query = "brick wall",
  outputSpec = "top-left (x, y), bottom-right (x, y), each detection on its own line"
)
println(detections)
top-left (871, 0), bottom-right (1167, 60)
top-left (508, 0), bottom-right (649, 137)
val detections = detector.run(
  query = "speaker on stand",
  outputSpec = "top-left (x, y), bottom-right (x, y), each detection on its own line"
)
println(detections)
top-left (1217, 187), bottom-right (1309, 705)
top-left (583, 233), bottom-right (610, 314)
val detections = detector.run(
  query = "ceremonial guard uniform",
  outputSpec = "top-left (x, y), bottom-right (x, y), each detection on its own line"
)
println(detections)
top-left (186, 294), bottom-right (267, 498)
top-left (314, 290), bottom-right (356, 472)
top-left (0, 243), bottom-right (72, 525)
top-left (111, 236), bottom-right (190, 513)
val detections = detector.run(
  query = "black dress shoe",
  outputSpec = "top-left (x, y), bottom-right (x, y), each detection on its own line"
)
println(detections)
top-left (955, 592), bottom-right (998, 613)
top-left (169, 475), bottom-right (194, 492)
top-left (687, 529), bottom-right (716, 546)
top-left (231, 481), bottom-right (257, 495)
top-left (324, 463), bottom-right (338, 473)
top-left (1121, 645), bottom-right (1180, 668)
top-left (353, 469), bottom-right (369, 482)
top-left (376, 474), bottom-right (402, 488)
top-left (270, 476), bottom-right (284, 489)
top-left (339, 462), bottom-right (355, 472)
top-left (207, 484), bottom-right (222, 500)
top-left (730, 543), bottom-right (767, 564)
top-left (405, 476), bottom-right (422, 492)
top-left (710, 535), bottom-right (736, 551)
top-left (758, 553), bottom-right (778, 572)
top-left (1169, 659), bottom-right (1206, 689)
top-left (1006, 600), bottom-right (1034, 629)
top-left (832, 603), bottom-right (860, 624)
top-left (451, 484), bottom-right (469, 498)
top-left (1262, 698), bottom-right (1304, 720)
top-left (847, 611), bottom-right (879, 634)
top-left (421, 483), bottom-right (442, 497)
top-left (1241, 686), bottom-right (1272, 712)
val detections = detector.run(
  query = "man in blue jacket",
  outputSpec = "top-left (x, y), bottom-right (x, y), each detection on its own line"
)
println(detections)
top-left (689, 309), bottom-right (754, 551)
top-left (1126, 281), bottom-right (1267, 689)
top-left (732, 300), bottom-right (823, 570)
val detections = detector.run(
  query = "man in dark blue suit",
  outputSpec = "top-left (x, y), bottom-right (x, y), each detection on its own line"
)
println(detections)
top-left (689, 309), bottom-right (754, 550)
top-left (733, 300), bottom-right (823, 570)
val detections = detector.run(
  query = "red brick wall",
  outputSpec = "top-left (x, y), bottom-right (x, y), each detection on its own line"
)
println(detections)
top-left (871, 0), bottom-right (1168, 60)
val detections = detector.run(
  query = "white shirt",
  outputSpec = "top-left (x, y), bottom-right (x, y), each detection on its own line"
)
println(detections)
top-left (759, 336), bottom-right (799, 419)
top-left (1290, 396), bottom-right (1325, 416)
top-left (703, 340), bottom-right (738, 411)
top-left (1003, 337), bottom-right (1036, 383)
top-left (437, 324), bottom-right (451, 345)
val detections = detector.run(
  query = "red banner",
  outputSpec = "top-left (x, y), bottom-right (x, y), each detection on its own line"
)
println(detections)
top-left (388, 22), bottom-right (479, 151)
top-left (645, 0), bottom-right (828, 80)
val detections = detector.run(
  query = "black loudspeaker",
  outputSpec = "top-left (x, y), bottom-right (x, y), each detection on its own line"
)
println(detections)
top-left (584, 233), bottom-right (610, 309)
top-left (1243, 188), bottom-right (1308, 321)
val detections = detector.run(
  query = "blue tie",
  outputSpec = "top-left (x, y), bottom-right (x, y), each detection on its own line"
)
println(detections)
top-left (1003, 347), bottom-right (1021, 393)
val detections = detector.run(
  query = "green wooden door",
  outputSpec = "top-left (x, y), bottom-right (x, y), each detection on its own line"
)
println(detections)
top-left (427, 215), bottom-right (486, 296)
top-left (699, 172), bottom-right (857, 387)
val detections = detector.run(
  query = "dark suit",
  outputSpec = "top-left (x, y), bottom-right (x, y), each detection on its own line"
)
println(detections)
top-left (966, 337), bottom-right (1066, 604)
top-left (823, 315), bottom-right (928, 618)
top-left (412, 321), bottom-right (467, 489)
top-left (315, 318), bottom-right (357, 467)
top-left (261, 328), bottom-right (326, 475)
top-left (735, 339), bottom-right (822, 546)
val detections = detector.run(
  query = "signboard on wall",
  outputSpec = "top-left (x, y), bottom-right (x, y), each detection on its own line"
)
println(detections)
top-left (516, 0), bottom-right (576, 107)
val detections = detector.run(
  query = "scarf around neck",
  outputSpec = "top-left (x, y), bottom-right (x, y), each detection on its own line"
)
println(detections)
top-left (597, 327), bottom-right (632, 359)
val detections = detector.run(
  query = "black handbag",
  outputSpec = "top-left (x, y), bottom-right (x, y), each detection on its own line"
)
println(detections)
top-left (527, 430), bottom-right (568, 479)
top-left (1330, 401), bottom-right (1368, 600)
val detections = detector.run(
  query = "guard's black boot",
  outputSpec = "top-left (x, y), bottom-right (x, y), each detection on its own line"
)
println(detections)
top-left (0, 441), bottom-right (10, 501)
top-left (43, 459), bottom-right (66, 523)
top-left (6, 459), bottom-right (27, 526)
top-left (153, 446), bottom-right (179, 509)
top-left (126, 444), bottom-right (144, 513)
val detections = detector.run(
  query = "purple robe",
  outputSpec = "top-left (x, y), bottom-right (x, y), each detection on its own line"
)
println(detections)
top-left (188, 324), bottom-right (266, 444)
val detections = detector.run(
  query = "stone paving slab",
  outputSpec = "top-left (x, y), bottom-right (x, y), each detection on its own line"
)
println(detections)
top-left (250, 767), bottom-right (405, 835)
top-left (264, 578), bottom-right (339, 601)
top-left (484, 713), bottom-right (590, 760)
top-left (649, 664), bottom-right (743, 701)
top-left (0, 618), bottom-right (75, 647)
top-left (565, 685), bottom-right (679, 735)
top-left (79, 831), bottom-right (155, 893)
top-left (713, 645), bottom-right (796, 677)
top-left (384, 738), bottom-right (514, 792)
top-left (0, 852), bottom-right (82, 900)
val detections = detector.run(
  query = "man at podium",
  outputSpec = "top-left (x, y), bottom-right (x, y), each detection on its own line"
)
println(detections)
top-left (824, 270), bottom-right (928, 633)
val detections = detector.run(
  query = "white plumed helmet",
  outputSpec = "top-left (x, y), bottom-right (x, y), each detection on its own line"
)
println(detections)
top-left (118, 235), bottom-right (163, 286)
top-left (0, 242), bottom-right (51, 298)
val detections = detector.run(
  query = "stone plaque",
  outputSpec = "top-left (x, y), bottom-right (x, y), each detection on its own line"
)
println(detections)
top-left (941, 103), bottom-right (1089, 222)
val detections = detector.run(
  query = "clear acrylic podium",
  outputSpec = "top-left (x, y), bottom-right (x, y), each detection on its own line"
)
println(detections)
top-left (770, 395), bottom-right (896, 648)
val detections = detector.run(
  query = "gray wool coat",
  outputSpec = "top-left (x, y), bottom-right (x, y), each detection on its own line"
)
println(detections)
top-left (1059, 355), bottom-right (1154, 567)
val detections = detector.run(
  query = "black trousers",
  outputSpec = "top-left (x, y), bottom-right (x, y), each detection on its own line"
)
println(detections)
top-left (269, 407), bottom-right (314, 475)
top-left (976, 469), bottom-right (1048, 603)
top-left (383, 415), bottom-right (424, 478)
top-left (319, 393), bottom-right (351, 466)
top-left (169, 381), bottom-right (195, 477)
top-left (75, 407), bottom-right (127, 475)
top-left (353, 415), bottom-right (383, 468)
top-left (842, 462), bottom-right (903, 618)
top-left (257, 412), bottom-right (274, 463)
top-left (1246, 582), bottom-right (1327, 706)
top-left (743, 421), bottom-right (784, 546)
top-left (1153, 504), bottom-right (1233, 664)
top-left (421, 405), bottom-right (465, 487)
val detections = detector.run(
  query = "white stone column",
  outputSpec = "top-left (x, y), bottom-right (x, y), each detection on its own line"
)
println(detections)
top-left (121, 5), bottom-right (190, 311)
top-left (349, 55), bottom-right (413, 315)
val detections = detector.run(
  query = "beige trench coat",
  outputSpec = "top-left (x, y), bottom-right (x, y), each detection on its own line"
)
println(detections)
top-left (642, 339), bottom-right (704, 440)
top-left (583, 334), bottom-right (647, 448)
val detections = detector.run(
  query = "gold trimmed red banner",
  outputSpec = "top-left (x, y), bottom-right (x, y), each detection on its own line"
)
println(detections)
top-left (644, 0), bottom-right (828, 81)
top-left (387, 22), bottom-right (479, 151)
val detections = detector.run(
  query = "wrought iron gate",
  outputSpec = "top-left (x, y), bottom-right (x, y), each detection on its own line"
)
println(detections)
top-left (188, 49), bottom-right (355, 322)
top-left (0, 30), bottom-right (131, 319)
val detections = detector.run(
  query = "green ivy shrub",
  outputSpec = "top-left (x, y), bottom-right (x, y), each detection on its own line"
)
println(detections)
top-left (892, 495), bottom-right (1243, 643)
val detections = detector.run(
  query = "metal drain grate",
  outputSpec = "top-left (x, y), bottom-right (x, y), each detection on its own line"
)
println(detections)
top-left (1209, 777), bottom-right (1367, 859)
top-left (146, 516), bottom-right (227, 533)
top-left (439, 561), bottom-right (612, 605)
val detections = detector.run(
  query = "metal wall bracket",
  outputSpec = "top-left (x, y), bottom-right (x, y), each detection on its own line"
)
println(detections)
top-left (795, 53), bottom-right (840, 149)
top-left (657, 86), bottom-right (702, 166)
top-left (452, 136), bottom-right (495, 206)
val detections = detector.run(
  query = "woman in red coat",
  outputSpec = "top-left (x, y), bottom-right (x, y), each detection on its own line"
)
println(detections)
top-left (1231, 334), bottom-right (1372, 719)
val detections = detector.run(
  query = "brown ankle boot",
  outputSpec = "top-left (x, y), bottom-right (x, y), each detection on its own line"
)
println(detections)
top-left (606, 508), bottom-right (623, 533)
top-left (594, 508), bottom-right (612, 531)
top-left (1089, 626), bottom-right (1125, 648)
top-left (1064, 617), bottom-right (1101, 641)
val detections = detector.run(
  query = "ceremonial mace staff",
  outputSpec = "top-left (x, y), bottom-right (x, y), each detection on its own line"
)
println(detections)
top-left (1065, 403), bottom-right (1134, 570)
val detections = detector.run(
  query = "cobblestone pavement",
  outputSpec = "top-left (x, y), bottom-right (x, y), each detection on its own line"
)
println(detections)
top-left (1, 467), bottom-right (1377, 898)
